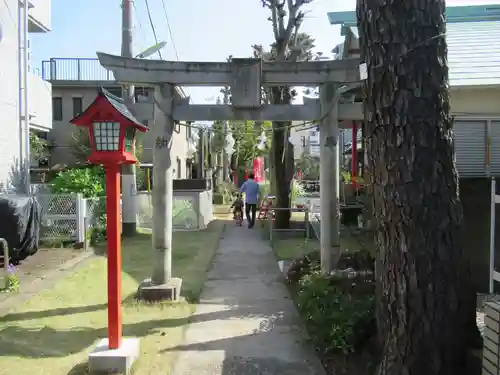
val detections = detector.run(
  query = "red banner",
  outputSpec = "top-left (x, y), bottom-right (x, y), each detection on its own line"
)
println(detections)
top-left (253, 157), bottom-right (265, 183)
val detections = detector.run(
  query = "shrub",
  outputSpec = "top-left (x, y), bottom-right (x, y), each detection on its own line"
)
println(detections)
top-left (296, 270), bottom-right (376, 355)
top-left (51, 166), bottom-right (106, 198)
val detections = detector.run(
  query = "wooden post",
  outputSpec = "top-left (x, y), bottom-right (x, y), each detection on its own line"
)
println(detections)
top-left (106, 163), bottom-right (123, 349)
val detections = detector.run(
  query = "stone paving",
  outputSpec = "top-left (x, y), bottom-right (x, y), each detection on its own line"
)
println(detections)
top-left (170, 223), bottom-right (325, 375)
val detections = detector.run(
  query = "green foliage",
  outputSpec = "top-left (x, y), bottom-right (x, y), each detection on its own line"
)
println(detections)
top-left (50, 167), bottom-right (106, 198)
top-left (136, 166), bottom-right (146, 190)
top-left (70, 127), bottom-right (92, 163)
top-left (296, 270), bottom-right (375, 356)
top-left (3, 264), bottom-right (20, 292)
top-left (30, 132), bottom-right (47, 160)
top-left (296, 155), bottom-right (320, 180)
top-left (290, 179), bottom-right (306, 203)
top-left (230, 120), bottom-right (272, 168)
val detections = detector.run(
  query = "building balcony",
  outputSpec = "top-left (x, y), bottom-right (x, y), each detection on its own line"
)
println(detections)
top-left (42, 58), bottom-right (115, 83)
top-left (28, 70), bottom-right (52, 131)
top-left (27, 0), bottom-right (51, 33)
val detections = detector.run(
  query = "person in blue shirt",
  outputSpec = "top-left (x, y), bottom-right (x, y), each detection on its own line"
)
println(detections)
top-left (240, 173), bottom-right (260, 228)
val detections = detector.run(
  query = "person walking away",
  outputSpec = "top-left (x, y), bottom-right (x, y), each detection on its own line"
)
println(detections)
top-left (240, 173), bottom-right (260, 228)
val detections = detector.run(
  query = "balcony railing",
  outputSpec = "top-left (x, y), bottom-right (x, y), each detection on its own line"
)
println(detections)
top-left (41, 58), bottom-right (114, 81)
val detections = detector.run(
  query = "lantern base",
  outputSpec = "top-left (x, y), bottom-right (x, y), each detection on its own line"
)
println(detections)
top-left (136, 277), bottom-right (183, 302)
top-left (88, 337), bottom-right (140, 375)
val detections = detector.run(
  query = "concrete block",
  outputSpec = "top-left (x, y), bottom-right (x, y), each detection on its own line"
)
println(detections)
top-left (88, 337), bottom-right (140, 374)
top-left (137, 277), bottom-right (183, 302)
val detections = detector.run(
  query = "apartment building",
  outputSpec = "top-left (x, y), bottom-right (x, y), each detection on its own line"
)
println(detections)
top-left (42, 58), bottom-right (196, 178)
top-left (0, 0), bottom-right (52, 189)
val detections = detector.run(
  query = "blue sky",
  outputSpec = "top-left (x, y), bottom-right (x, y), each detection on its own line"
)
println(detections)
top-left (31, 0), bottom-right (500, 104)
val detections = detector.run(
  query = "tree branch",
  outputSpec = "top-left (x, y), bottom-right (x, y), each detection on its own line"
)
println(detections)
top-left (269, 0), bottom-right (280, 41)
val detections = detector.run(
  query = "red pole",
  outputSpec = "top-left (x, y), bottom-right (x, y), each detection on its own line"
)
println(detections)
top-left (106, 163), bottom-right (122, 349)
top-left (352, 121), bottom-right (358, 188)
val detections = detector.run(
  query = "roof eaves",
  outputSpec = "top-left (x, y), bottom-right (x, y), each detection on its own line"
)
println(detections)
top-left (328, 5), bottom-right (500, 29)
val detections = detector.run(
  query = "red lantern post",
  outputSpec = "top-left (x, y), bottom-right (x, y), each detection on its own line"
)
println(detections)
top-left (71, 88), bottom-right (148, 350)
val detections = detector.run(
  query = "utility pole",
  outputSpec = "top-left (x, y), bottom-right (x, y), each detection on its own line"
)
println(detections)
top-left (319, 83), bottom-right (341, 273)
top-left (121, 0), bottom-right (138, 236)
top-left (221, 87), bottom-right (230, 181)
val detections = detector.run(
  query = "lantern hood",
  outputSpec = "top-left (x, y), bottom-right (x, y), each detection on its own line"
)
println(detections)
top-left (70, 87), bottom-right (149, 133)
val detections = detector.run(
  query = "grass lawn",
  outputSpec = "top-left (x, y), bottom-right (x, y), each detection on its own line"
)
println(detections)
top-left (271, 229), bottom-right (375, 261)
top-left (0, 220), bottom-right (225, 375)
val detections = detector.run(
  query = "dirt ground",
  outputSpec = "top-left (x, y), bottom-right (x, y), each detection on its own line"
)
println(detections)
top-left (0, 247), bottom-right (85, 304)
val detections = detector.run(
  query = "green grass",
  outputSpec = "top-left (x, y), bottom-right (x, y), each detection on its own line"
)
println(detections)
top-left (271, 229), bottom-right (375, 261)
top-left (0, 220), bottom-right (225, 375)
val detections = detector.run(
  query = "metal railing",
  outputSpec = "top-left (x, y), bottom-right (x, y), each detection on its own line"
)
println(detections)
top-left (41, 58), bottom-right (115, 81)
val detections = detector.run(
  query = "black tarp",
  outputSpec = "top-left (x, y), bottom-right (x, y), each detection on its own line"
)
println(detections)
top-left (0, 195), bottom-right (41, 263)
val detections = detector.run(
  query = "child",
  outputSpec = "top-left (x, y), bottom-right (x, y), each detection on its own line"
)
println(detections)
top-left (230, 193), bottom-right (244, 221)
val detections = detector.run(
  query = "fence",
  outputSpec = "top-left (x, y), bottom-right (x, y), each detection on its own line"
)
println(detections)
top-left (37, 194), bottom-right (86, 242)
top-left (36, 190), bottom-right (214, 242)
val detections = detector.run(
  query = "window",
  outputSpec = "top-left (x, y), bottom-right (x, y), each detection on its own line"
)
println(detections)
top-left (52, 97), bottom-right (63, 121)
top-left (186, 123), bottom-right (192, 141)
top-left (177, 158), bottom-right (182, 179)
top-left (72, 97), bottom-right (83, 118)
top-left (300, 136), bottom-right (306, 147)
top-left (93, 122), bottom-right (120, 151)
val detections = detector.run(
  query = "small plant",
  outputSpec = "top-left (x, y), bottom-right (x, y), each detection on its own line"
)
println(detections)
top-left (3, 264), bottom-right (20, 292)
top-left (295, 269), bottom-right (376, 356)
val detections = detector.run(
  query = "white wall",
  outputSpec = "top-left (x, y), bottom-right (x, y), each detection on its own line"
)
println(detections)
top-left (28, 73), bottom-right (52, 130)
top-left (28, 0), bottom-right (51, 32)
top-left (0, 0), bottom-right (23, 189)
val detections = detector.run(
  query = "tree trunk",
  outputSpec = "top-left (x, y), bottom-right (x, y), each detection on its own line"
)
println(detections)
top-left (271, 87), bottom-right (292, 229)
top-left (356, 1), bottom-right (479, 374)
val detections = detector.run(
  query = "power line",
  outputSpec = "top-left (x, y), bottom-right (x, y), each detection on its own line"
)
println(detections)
top-left (143, 0), bottom-right (163, 59)
top-left (159, 0), bottom-right (179, 61)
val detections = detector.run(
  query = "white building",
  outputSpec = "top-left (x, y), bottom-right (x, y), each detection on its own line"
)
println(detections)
top-left (290, 122), bottom-right (320, 159)
top-left (0, 0), bottom-right (52, 190)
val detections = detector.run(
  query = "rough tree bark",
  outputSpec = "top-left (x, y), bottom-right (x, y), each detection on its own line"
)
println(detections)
top-left (356, 1), bottom-right (480, 374)
top-left (263, 0), bottom-right (311, 229)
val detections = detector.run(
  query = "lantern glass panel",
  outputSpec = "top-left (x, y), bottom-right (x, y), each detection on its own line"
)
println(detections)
top-left (93, 122), bottom-right (120, 151)
top-left (125, 127), bottom-right (136, 152)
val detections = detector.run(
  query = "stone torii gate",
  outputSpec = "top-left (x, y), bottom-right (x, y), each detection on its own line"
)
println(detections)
top-left (97, 52), bottom-right (364, 299)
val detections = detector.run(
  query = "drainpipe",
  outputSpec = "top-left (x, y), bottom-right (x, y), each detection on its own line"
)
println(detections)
top-left (17, 1), bottom-right (23, 186)
top-left (23, 0), bottom-right (30, 194)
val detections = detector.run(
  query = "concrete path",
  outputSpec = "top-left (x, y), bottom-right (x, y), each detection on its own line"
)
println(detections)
top-left (170, 223), bottom-right (325, 375)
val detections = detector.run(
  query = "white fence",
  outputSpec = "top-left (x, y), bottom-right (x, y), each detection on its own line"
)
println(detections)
top-left (36, 190), bottom-right (214, 242)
